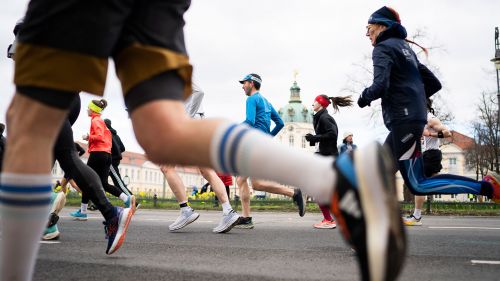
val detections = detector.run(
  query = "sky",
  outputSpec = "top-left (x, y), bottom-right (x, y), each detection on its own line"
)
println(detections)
top-left (1, 0), bottom-right (499, 153)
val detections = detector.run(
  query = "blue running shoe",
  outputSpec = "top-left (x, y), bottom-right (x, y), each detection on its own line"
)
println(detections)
top-left (70, 209), bottom-right (88, 221)
top-left (42, 224), bottom-right (60, 240)
top-left (104, 204), bottom-right (135, 255)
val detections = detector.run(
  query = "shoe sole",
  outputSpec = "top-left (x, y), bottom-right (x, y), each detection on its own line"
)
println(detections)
top-left (169, 212), bottom-right (200, 231)
top-left (313, 224), bottom-right (337, 229)
top-left (355, 143), bottom-right (405, 281)
top-left (233, 224), bottom-right (254, 229)
top-left (403, 221), bottom-right (422, 226)
top-left (213, 214), bottom-right (240, 233)
top-left (72, 216), bottom-right (88, 221)
top-left (42, 231), bottom-right (60, 240)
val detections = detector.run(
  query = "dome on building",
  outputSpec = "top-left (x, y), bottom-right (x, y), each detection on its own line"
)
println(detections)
top-left (278, 81), bottom-right (313, 123)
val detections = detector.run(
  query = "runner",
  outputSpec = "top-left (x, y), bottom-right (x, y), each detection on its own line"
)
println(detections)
top-left (235, 74), bottom-right (307, 229)
top-left (306, 94), bottom-right (353, 229)
top-left (2, 2), bottom-right (405, 280)
top-left (358, 6), bottom-right (499, 203)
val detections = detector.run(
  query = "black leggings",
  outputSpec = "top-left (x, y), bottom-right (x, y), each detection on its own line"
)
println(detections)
top-left (53, 99), bottom-right (114, 221)
top-left (83, 152), bottom-right (123, 204)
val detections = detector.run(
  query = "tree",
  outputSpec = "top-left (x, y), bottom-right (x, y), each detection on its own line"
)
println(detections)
top-left (466, 91), bottom-right (499, 177)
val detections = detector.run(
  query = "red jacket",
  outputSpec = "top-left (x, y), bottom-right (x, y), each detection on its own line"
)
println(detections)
top-left (217, 173), bottom-right (233, 186)
top-left (88, 113), bottom-right (112, 153)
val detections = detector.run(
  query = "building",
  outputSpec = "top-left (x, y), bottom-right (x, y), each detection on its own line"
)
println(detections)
top-left (276, 80), bottom-right (315, 153)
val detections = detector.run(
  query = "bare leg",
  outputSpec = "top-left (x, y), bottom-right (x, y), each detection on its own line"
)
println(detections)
top-left (251, 179), bottom-right (294, 197)
top-left (69, 179), bottom-right (81, 193)
top-left (1, 94), bottom-right (67, 281)
top-left (237, 176), bottom-right (251, 217)
top-left (414, 195), bottom-right (425, 212)
top-left (160, 165), bottom-right (188, 203)
top-left (200, 168), bottom-right (228, 204)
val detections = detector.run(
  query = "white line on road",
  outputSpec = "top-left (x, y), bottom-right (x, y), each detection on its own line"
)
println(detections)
top-left (40, 241), bottom-right (61, 244)
top-left (428, 226), bottom-right (500, 230)
top-left (471, 260), bottom-right (500, 265)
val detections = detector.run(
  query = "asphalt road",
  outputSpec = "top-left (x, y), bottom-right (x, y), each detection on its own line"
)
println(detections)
top-left (34, 209), bottom-right (500, 281)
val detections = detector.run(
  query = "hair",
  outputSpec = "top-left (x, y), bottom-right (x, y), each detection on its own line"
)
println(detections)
top-left (250, 73), bottom-right (261, 90)
top-left (320, 95), bottom-right (353, 113)
top-left (426, 98), bottom-right (435, 115)
top-left (0, 123), bottom-right (5, 135)
top-left (91, 99), bottom-right (107, 110)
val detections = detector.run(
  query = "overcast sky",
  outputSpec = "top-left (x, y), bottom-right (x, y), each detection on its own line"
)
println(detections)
top-left (1, 0), bottom-right (499, 153)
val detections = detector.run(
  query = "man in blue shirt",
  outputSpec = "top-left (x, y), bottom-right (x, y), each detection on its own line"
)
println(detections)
top-left (235, 73), bottom-right (306, 229)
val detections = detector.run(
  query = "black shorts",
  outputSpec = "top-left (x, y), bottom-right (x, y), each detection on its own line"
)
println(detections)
top-left (422, 149), bottom-right (442, 177)
top-left (14, 0), bottom-right (192, 99)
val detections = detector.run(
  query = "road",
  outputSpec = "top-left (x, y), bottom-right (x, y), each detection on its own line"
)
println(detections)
top-left (34, 209), bottom-right (500, 280)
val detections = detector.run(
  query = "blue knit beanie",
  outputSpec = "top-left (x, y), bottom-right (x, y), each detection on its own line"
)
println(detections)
top-left (368, 6), bottom-right (401, 27)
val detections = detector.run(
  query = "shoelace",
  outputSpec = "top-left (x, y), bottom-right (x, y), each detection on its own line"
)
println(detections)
top-left (103, 221), bottom-right (118, 239)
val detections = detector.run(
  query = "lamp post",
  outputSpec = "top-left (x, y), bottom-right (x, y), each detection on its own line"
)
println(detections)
top-left (491, 27), bottom-right (500, 126)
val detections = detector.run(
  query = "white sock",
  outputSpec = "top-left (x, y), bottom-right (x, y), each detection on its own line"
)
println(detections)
top-left (210, 123), bottom-right (336, 203)
top-left (221, 201), bottom-right (232, 215)
top-left (119, 193), bottom-right (128, 202)
top-left (413, 209), bottom-right (422, 219)
top-left (0, 173), bottom-right (52, 281)
top-left (80, 203), bottom-right (88, 214)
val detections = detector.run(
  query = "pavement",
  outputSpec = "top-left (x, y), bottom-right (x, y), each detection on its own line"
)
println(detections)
top-left (33, 209), bottom-right (500, 281)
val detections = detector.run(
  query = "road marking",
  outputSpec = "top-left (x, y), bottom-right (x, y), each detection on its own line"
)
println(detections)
top-left (471, 260), bottom-right (500, 265)
top-left (428, 226), bottom-right (500, 230)
top-left (40, 241), bottom-right (61, 244)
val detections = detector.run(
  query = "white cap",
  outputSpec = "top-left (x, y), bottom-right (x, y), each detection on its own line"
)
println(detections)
top-left (343, 132), bottom-right (353, 139)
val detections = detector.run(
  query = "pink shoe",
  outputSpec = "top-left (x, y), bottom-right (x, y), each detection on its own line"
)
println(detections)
top-left (483, 174), bottom-right (500, 203)
top-left (313, 219), bottom-right (337, 229)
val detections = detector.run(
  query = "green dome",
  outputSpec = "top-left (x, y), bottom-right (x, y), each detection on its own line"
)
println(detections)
top-left (278, 80), bottom-right (312, 123)
top-left (278, 103), bottom-right (313, 123)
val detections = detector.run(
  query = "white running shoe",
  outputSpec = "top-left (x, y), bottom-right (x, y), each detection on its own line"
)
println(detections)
top-left (403, 215), bottom-right (422, 226)
top-left (169, 208), bottom-right (200, 231)
top-left (213, 210), bottom-right (240, 233)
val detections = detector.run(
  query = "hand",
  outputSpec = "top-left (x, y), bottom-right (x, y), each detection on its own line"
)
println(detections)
top-left (357, 95), bottom-right (370, 108)
top-left (305, 133), bottom-right (314, 142)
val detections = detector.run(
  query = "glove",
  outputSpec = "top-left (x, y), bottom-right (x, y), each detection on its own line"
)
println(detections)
top-left (357, 95), bottom-right (371, 108)
top-left (305, 133), bottom-right (320, 144)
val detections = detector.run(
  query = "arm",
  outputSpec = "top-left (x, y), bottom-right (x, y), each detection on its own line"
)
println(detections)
top-left (269, 106), bottom-right (284, 136)
top-left (88, 118), bottom-right (106, 144)
top-left (418, 63), bottom-right (442, 98)
top-left (305, 116), bottom-right (337, 143)
top-left (358, 45), bottom-right (393, 107)
top-left (243, 97), bottom-right (257, 127)
top-left (184, 83), bottom-right (205, 118)
top-left (423, 117), bottom-right (451, 138)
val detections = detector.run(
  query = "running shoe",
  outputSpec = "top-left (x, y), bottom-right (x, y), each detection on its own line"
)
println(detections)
top-left (103, 205), bottom-right (135, 255)
top-left (234, 216), bottom-right (254, 229)
top-left (292, 189), bottom-right (307, 217)
top-left (168, 207), bottom-right (200, 231)
top-left (42, 224), bottom-right (60, 240)
top-left (213, 210), bottom-right (240, 233)
top-left (313, 219), bottom-right (337, 229)
top-left (330, 142), bottom-right (406, 281)
top-left (70, 209), bottom-right (88, 221)
top-left (403, 215), bottom-right (422, 226)
top-left (483, 174), bottom-right (500, 203)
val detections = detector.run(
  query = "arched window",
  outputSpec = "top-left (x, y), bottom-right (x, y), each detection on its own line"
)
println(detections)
top-left (302, 136), bottom-right (306, 148)
top-left (289, 135), bottom-right (294, 147)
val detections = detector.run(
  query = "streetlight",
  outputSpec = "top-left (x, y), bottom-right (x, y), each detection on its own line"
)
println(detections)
top-left (491, 27), bottom-right (500, 125)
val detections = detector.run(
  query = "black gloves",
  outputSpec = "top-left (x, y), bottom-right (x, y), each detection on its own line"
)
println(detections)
top-left (357, 95), bottom-right (371, 108)
top-left (305, 133), bottom-right (320, 145)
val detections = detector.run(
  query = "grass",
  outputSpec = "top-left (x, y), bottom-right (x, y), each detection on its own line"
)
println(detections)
top-left (64, 194), bottom-right (500, 216)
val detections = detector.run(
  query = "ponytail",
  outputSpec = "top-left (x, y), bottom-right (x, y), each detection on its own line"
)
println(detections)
top-left (327, 95), bottom-right (353, 113)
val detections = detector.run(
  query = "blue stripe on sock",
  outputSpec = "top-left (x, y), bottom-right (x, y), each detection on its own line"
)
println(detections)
top-left (229, 128), bottom-right (250, 174)
top-left (0, 197), bottom-right (52, 206)
top-left (219, 124), bottom-right (238, 173)
top-left (335, 153), bottom-right (358, 188)
top-left (0, 185), bottom-right (52, 193)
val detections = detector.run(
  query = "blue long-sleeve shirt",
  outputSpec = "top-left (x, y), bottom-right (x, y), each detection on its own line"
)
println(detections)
top-left (244, 92), bottom-right (284, 136)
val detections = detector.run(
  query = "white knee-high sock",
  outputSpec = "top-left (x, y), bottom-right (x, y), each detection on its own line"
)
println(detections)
top-left (0, 173), bottom-right (52, 281)
top-left (210, 123), bottom-right (336, 202)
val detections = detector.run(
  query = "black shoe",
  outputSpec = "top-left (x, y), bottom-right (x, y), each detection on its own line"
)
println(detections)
top-left (47, 212), bottom-right (59, 228)
top-left (330, 142), bottom-right (406, 281)
top-left (234, 216), bottom-right (254, 229)
top-left (292, 189), bottom-right (307, 217)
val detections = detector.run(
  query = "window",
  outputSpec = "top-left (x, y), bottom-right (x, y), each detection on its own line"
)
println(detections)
top-left (302, 136), bottom-right (306, 148)
top-left (449, 158), bottom-right (457, 165)
top-left (131, 170), bottom-right (135, 181)
top-left (289, 135), bottom-right (294, 147)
